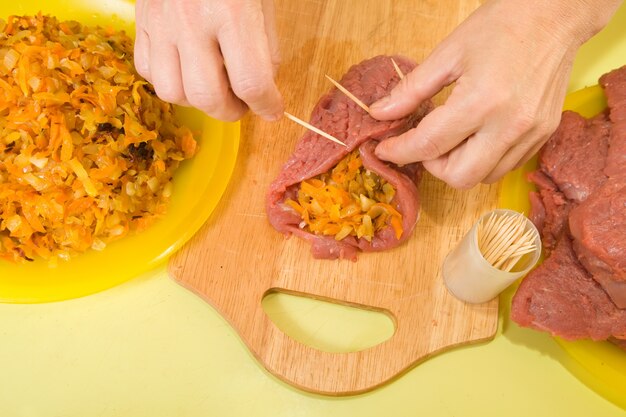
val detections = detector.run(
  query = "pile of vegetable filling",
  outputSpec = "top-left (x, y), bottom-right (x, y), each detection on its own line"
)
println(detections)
top-left (285, 150), bottom-right (403, 242)
top-left (0, 14), bottom-right (197, 264)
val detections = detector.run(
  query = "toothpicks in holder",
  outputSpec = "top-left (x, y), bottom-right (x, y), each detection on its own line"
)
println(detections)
top-left (442, 209), bottom-right (541, 304)
top-left (477, 211), bottom-right (537, 272)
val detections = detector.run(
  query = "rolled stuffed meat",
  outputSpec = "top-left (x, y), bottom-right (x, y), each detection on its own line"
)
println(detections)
top-left (266, 55), bottom-right (433, 260)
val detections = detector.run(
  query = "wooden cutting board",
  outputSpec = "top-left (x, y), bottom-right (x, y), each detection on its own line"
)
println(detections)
top-left (168, 0), bottom-right (498, 396)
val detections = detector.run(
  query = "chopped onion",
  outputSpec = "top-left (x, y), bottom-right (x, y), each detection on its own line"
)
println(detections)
top-left (29, 156), bottom-right (49, 169)
top-left (3, 48), bottom-right (19, 71)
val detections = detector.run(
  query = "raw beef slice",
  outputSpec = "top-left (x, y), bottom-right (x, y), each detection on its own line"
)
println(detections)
top-left (511, 236), bottom-right (626, 341)
top-left (569, 177), bottom-right (626, 308)
top-left (538, 111), bottom-right (610, 203)
top-left (599, 65), bottom-right (626, 176)
top-left (527, 170), bottom-right (572, 254)
top-left (266, 55), bottom-right (433, 260)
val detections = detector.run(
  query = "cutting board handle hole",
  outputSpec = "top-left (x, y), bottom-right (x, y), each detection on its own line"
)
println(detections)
top-left (261, 289), bottom-right (396, 353)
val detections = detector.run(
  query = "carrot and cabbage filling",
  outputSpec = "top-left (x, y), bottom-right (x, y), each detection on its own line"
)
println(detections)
top-left (285, 150), bottom-right (403, 242)
top-left (0, 14), bottom-right (197, 264)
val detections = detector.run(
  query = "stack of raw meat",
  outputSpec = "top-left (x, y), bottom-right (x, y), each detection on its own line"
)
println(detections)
top-left (511, 66), bottom-right (626, 349)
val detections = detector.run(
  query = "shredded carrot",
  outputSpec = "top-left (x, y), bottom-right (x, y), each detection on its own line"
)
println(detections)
top-left (0, 14), bottom-right (197, 264)
top-left (285, 150), bottom-right (403, 242)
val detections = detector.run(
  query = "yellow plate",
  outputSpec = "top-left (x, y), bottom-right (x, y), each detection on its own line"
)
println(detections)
top-left (0, 0), bottom-right (240, 303)
top-left (500, 85), bottom-right (626, 409)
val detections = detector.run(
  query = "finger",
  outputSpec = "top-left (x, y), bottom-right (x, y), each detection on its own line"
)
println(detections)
top-left (133, 28), bottom-right (152, 82)
top-left (134, 0), bottom-right (146, 26)
top-left (178, 36), bottom-right (247, 121)
top-left (481, 135), bottom-right (542, 184)
top-left (133, 0), bottom-right (151, 81)
top-left (485, 113), bottom-right (558, 181)
top-left (262, 0), bottom-right (281, 76)
top-left (217, 4), bottom-right (284, 121)
top-left (369, 47), bottom-right (461, 121)
top-left (503, 134), bottom-right (548, 176)
top-left (422, 129), bottom-right (510, 189)
top-left (516, 140), bottom-right (546, 169)
top-left (149, 41), bottom-right (189, 106)
top-left (375, 97), bottom-right (482, 164)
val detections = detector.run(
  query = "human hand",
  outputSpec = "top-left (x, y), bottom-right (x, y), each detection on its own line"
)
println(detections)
top-left (370, 0), bottom-right (622, 189)
top-left (134, 0), bottom-right (283, 122)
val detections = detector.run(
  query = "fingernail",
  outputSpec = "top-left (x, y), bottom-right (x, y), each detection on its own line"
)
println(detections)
top-left (375, 142), bottom-right (387, 159)
top-left (370, 96), bottom-right (391, 112)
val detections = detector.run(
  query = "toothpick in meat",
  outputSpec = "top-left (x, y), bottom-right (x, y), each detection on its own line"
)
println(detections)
top-left (324, 74), bottom-right (371, 113)
top-left (283, 112), bottom-right (347, 147)
top-left (391, 57), bottom-right (405, 79)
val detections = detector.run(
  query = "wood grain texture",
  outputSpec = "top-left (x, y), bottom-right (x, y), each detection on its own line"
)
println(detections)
top-left (169, 0), bottom-right (498, 396)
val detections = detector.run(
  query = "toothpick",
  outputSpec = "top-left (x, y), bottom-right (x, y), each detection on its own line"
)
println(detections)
top-left (324, 74), bottom-right (370, 113)
top-left (503, 255), bottom-right (524, 272)
top-left (283, 111), bottom-right (347, 147)
top-left (494, 230), bottom-right (536, 263)
top-left (478, 212), bottom-right (498, 252)
top-left (502, 247), bottom-right (538, 272)
top-left (391, 57), bottom-right (405, 79)
top-left (493, 242), bottom-right (536, 269)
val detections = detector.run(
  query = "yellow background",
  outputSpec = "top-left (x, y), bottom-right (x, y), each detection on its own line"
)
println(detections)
top-left (1, 1), bottom-right (626, 416)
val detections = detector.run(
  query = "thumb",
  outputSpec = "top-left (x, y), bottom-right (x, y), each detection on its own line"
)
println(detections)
top-left (370, 49), bottom-right (460, 121)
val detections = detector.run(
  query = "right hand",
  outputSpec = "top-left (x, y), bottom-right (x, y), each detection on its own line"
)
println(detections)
top-left (134, 0), bottom-right (284, 122)
top-left (370, 0), bottom-right (622, 189)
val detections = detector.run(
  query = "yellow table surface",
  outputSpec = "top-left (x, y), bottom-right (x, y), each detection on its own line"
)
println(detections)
top-left (2, 2), bottom-right (626, 416)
